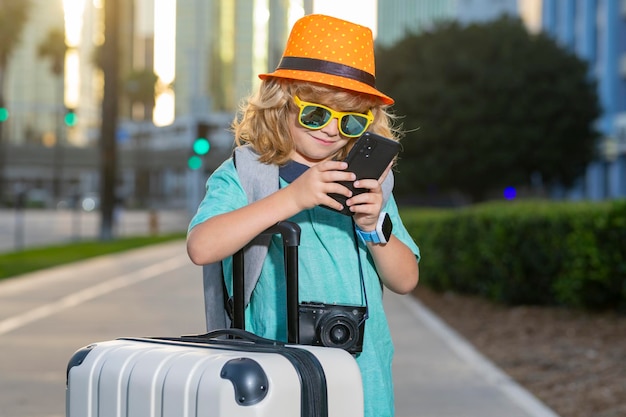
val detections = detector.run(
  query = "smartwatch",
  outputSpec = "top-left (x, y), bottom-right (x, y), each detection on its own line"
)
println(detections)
top-left (356, 212), bottom-right (393, 244)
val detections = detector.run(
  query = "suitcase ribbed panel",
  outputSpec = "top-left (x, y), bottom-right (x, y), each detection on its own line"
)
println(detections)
top-left (66, 339), bottom-right (302, 417)
top-left (123, 337), bottom-right (329, 417)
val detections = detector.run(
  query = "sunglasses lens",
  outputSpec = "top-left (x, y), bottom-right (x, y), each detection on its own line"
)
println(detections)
top-left (300, 105), bottom-right (331, 128)
top-left (341, 115), bottom-right (369, 137)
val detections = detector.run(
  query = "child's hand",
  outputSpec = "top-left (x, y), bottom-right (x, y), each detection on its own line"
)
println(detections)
top-left (287, 160), bottom-right (356, 212)
top-left (349, 162), bottom-right (393, 231)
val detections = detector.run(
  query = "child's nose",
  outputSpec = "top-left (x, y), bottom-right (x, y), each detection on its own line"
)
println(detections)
top-left (321, 117), bottom-right (340, 137)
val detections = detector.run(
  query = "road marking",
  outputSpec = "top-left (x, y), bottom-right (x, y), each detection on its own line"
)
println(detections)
top-left (0, 254), bottom-right (190, 336)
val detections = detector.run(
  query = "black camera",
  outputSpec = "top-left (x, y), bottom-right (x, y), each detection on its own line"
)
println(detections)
top-left (298, 302), bottom-right (366, 355)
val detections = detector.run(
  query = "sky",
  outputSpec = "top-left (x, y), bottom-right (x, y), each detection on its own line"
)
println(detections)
top-left (313, 0), bottom-right (378, 37)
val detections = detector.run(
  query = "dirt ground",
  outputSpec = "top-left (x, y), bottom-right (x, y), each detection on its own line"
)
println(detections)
top-left (412, 287), bottom-right (626, 417)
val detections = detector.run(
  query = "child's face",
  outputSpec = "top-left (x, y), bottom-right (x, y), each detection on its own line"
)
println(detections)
top-left (289, 111), bottom-right (351, 166)
top-left (288, 97), bottom-right (370, 166)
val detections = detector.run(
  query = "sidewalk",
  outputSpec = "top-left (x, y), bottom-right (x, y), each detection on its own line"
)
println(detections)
top-left (386, 291), bottom-right (561, 417)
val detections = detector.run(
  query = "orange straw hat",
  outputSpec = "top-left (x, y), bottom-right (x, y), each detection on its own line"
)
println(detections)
top-left (259, 14), bottom-right (394, 105)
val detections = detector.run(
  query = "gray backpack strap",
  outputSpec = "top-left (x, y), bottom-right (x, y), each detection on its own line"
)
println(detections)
top-left (235, 145), bottom-right (279, 203)
top-left (201, 146), bottom-right (278, 331)
top-left (202, 262), bottom-right (229, 330)
top-left (381, 170), bottom-right (394, 208)
top-left (233, 146), bottom-right (280, 308)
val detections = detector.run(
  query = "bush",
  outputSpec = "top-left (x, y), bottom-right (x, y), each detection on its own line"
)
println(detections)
top-left (401, 200), bottom-right (626, 311)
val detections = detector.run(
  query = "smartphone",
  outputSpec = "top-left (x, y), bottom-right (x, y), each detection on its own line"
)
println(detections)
top-left (326, 132), bottom-right (401, 216)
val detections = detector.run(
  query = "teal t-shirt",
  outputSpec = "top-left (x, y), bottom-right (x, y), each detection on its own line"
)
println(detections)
top-left (189, 158), bottom-right (420, 417)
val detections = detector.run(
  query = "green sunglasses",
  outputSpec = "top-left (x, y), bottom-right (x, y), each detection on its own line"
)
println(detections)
top-left (294, 96), bottom-right (374, 138)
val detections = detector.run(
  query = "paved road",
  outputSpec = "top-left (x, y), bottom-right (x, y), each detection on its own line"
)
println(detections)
top-left (0, 241), bottom-right (560, 417)
top-left (0, 208), bottom-right (190, 253)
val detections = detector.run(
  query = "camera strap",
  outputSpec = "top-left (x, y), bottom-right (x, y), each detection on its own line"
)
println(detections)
top-left (351, 219), bottom-right (369, 326)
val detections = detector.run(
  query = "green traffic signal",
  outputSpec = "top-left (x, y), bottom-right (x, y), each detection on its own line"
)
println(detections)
top-left (65, 109), bottom-right (77, 127)
top-left (193, 138), bottom-right (211, 155)
top-left (0, 107), bottom-right (8, 122)
top-left (189, 122), bottom-right (211, 170)
top-left (188, 155), bottom-right (203, 170)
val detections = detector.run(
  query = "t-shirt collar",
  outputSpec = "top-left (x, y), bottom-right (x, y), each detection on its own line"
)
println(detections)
top-left (279, 160), bottom-right (309, 183)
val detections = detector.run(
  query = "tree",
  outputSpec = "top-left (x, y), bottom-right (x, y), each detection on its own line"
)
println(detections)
top-left (38, 27), bottom-right (67, 76)
top-left (0, 0), bottom-right (31, 200)
top-left (123, 69), bottom-right (158, 120)
top-left (38, 27), bottom-right (68, 201)
top-left (376, 17), bottom-right (600, 202)
top-left (99, 0), bottom-right (120, 240)
top-left (123, 68), bottom-right (159, 207)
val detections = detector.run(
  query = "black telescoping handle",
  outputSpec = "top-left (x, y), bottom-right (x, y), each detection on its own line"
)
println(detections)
top-left (261, 221), bottom-right (301, 247)
top-left (232, 221), bottom-right (301, 343)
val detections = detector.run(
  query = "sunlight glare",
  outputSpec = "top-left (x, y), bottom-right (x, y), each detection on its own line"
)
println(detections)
top-left (154, 0), bottom-right (176, 84)
top-left (288, 0), bottom-right (304, 28)
top-left (63, 0), bottom-right (85, 110)
top-left (518, 0), bottom-right (542, 33)
top-left (153, 89), bottom-right (176, 127)
top-left (63, 0), bottom-right (86, 47)
top-left (313, 0), bottom-right (377, 37)
top-left (65, 51), bottom-right (80, 108)
top-left (154, 0), bottom-right (176, 125)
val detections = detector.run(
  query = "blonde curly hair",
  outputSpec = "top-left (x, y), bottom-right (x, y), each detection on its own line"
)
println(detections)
top-left (232, 79), bottom-right (401, 165)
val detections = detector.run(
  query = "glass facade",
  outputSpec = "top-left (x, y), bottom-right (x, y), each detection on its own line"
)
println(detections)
top-left (541, 0), bottom-right (626, 199)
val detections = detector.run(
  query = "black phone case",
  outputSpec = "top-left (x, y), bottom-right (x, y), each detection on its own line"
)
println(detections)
top-left (327, 132), bottom-right (401, 216)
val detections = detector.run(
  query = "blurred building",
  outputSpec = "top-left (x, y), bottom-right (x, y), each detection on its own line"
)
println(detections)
top-left (377, 0), bottom-right (519, 47)
top-left (175, 0), bottom-right (309, 116)
top-left (539, 0), bottom-right (626, 200)
top-left (1, 0), bottom-right (103, 206)
top-left (3, 0), bottom-right (310, 144)
top-left (1, 0), bottom-right (311, 209)
top-left (3, 0), bottom-right (92, 147)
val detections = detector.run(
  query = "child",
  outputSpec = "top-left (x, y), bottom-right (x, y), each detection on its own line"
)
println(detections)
top-left (187, 14), bottom-right (420, 417)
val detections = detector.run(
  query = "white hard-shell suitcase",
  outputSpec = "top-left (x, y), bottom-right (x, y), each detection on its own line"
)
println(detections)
top-left (66, 333), bottom-right (363, 417)
top-left (66, 222), bottom-right (364, 417)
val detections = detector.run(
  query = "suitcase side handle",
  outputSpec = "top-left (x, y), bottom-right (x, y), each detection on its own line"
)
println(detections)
top-left (180, 329), bottom-right (285, 346)
top-left (233, 221), bottom-right (301, 343)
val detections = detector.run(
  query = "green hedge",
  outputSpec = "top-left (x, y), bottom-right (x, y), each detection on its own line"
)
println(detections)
top-left (401, 200), bottom-right (626, 311)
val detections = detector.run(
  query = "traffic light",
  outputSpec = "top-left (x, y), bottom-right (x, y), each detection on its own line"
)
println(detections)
top-left (64, 108), bottom-right (77, 127)
top-left (193, 122), bottom-right (211, 155)
top-left (0, 107), bottom-right (8, 123)
top-left (188, 122), bottom-right (211, 170)
top-left (188, 155), bottom-right (203, 170)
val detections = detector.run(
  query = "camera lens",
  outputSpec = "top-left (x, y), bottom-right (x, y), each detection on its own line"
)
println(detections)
top-left (318, 313), bottom-right (359, 351)
top-left (329, 323), bottom-right (350, 345)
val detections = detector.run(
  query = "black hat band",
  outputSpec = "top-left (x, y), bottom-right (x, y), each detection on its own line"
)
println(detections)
top-left (276, 56), bottom-right (376, 88)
